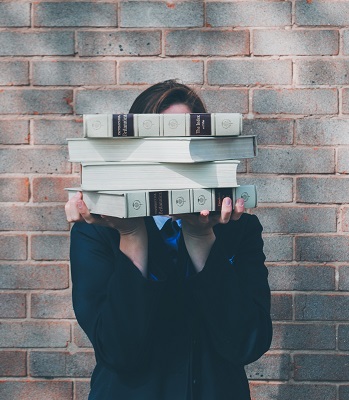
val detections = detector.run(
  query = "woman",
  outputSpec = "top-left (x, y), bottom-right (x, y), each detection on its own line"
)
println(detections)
top-left (65, 80), bottom-right (272, 400)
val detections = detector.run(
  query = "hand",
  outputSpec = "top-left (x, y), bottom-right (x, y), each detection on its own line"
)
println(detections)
top-left (65, 192), bottom-right (148, 274)
top-left (65, 191), bottom-right (144, 234)
top-left (177, 197), bottom-right (245, 272)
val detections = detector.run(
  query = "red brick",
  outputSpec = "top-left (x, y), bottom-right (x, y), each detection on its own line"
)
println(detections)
top-left (33, 119), bottom-right (82, 145)
top-left (0, 234), bottom-right (27, 260)
top-left (31, 234), bottom-right (70, 261)
top-left (0, 321), bottom-right (70, 348)
top-left (0, 205), bottom-right (69, 231)
top-left (0, 293), bottom-right (26, 318)
top-left (271, 294), bottom-right (293, 321)
top-left (0, 351), bottom-right (26, 376)
top-left (32, 176), bottom-right (80, 202)
top-left (0, 120), bottom-right (29, 144)
top-left (1, 147), bottom-right (70, 174)
top-left (0, 177), bottom-right (29, 202)
top-left (31, 291), bottom-right (75, 319)
top-left (0, 381), bottom-right (73, 400)
top-left (245, 353), bottom-right (290, 380)
top-left (0, 263), bottom-right (69, 289)
top-left (74, 380), bottom-right (91, 400)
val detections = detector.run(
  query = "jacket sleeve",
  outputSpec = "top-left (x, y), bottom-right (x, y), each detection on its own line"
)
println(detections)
top-left (184, 214), bottom-right (272, 366)
top-left (70, 221), bottom-right (168, 373)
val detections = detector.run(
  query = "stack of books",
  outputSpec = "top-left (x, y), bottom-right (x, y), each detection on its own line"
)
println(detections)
top-left (66, 113), bottom-right (258, 218)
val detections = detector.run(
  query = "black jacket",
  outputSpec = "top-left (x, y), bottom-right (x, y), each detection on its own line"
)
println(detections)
top-left (70, 214), bottom-right (272, 400)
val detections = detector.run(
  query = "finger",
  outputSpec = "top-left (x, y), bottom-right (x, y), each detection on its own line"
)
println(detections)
top-left (198, 209), bottom-right (210, 224)
top-left (220, 197), bottom-right (233, 224)
top-left (65, 192), bottom-right (83, 222)
top-left (76, 198), bottom-right (96, 224)
top-left (231, 198), bottom-right (245, 221)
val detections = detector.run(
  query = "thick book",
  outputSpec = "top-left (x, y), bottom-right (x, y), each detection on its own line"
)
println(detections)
top-left (67, 136), bottom-right (257, 163)
top-left (80, 160), bottom-right (239, 191)
top-left (66, 185), bottom-right (257, 218)
top-left (83, 113), bottom-right (243, 137)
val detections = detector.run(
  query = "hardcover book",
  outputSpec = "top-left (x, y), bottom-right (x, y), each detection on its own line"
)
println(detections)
top-left (67, 136), bottom-right (257, 163)
top-left (83, 113), bottom-right (243, 138)
top-left (80, 160), bottom-right (240, 191)
top-left (66, 185), bottom-right (257, 218)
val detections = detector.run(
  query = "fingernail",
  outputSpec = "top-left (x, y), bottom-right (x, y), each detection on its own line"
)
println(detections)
top-left (77, 200), bottom-right (83, 209)
top-left (224, 197), bottom-right (232, 206)
top-left (237, 198), bottom-right (245, 206)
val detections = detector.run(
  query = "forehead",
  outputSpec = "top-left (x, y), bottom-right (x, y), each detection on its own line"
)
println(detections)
top-left (161, 103), bottom-right (192, 114)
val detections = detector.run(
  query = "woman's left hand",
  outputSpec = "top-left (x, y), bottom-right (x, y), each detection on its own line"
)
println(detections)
top-left (177, 197), bottom-right (245, 272)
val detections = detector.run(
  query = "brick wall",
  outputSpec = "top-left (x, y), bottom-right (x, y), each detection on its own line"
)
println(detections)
top-left (1, 1), bottom-right (348, 399)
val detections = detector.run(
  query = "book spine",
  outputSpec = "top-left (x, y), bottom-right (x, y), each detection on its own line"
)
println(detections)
top-left (83, 113), bottom-right (243, 137)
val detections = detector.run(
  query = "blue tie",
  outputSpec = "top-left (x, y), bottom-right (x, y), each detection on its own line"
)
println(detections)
top-left (161, 218), bottom-right (180, 261)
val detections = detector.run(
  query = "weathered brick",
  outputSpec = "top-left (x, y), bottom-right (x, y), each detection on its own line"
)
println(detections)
top-left (119, 60), bottom-right (204, 85)
top-left (253, 89), bottom-right (338, 115)
top-left (250, 148), bottom-right (335, 174)
top-left (297, 177), bottom-right (349, 203)
top-left (338, 325), bottom-right (349, 350)
top-left (250, 382), bottom-right (337, 400)
top-left (166, 30), bottom-right (249, 56)
top-left (77, 31), bottom-right (161, 56)
top-left (254, 207), bottom-right (337, 233)
top-left (263, 235), bottom-right (293, 262)
top-left (0, 321), bottom-right (70, 348)
top-left (0, 3), bottom-right (30, 27)
top-left (344, 30), bottom-right (349, 55)
top-left (295, 294), bottom-right (349, 321)
top-left (0, 120), bottom-right (29, 144)
top-left (0, 205), bottom-right (68, 231)
top-left (32, 61), bottom-right (116, 86)
top-left (33, 119), bottom-right (82, 145)
top-left (75, 380), bottom-right (91, 400)
top-left (0, 147), bottom-right (70, 174)
top-left (0, 381), bottom-right (73, 400)
top-left (296, 118), bottom-right (349, 145)
top-left (0, 235), bottom-right (27, 260)
top-left (0, 177), bottom-right (29, 201)
top-left (0, 32), bottom-right (74, 56)
top-left (73, 322), bottom-right (92, 348)
top-left (296, 236), bottom-right (349, 262)
top-left (0, 351), bottom-right (26, 376)
top-left (76, 89), bottom-right (142, 114)
top-left (0, 61), bottom-right (29, 85)
top-left (32, 176), bottom-right (80, 202)
top-left (206, 1), bottom-right (291, 27)
top-left (339, 266), bottom-right (349, 291)
top-left (339, 386), bottom-right (349, 400)
top-left (294, 354), bottom-right (349, 381)
top-left (343, 207), bottom-right (349, 232)
top-left (343, 88), bottom-right (349, 114)
top-left (338, 148), bottom-right (349, 173)
top-left (0, 263), bottom-right (69, 289)
top-left (0, 293), bottom-right (26, 318)
top-left (208, 59), bottom-right (292, 85)
top-left (245, 353), bottom-right (290, 380)
top-left (253, 30), bottom-right (339, 56)
top-left (268, 265), bottom-right (335, 291)
top-left (31, 291), bottom-right (74, 319)
top-left (200, 89), bottom-right (248, 113)
top-left (31, 234), bottom-right (70, 261)
top-left (271, 323), bottom-right (335, 350)
top-left (296, 1), bottom-right (349, 26)
top-left (0, 89), bottom-right (73, 114)
top-left (238, 176), bottom-right (293, 203)
top-left (296, 59), bottom-right (349, 85)
top-left (30, 351), bottom-right (95, 378)
top-left (120, 1), bottom-right (204, 27)
top-left (271, 294), bottom-right (293, 321)
top-left (34, 2), bottom-right (117, 27)
top-left (243, 119), bottom-right (294, 145)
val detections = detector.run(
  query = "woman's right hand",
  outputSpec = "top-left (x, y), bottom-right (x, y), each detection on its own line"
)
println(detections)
top-left (65, 192), bottom-right (148, 274)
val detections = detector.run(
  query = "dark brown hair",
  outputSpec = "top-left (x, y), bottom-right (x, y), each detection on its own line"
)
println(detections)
top-left (129, 80), bottom-right (207, 114)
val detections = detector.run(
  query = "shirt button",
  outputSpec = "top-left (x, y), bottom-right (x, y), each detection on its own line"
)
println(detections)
top-left (193, 379), bottom-right (196, 385)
